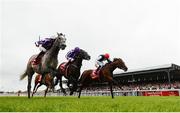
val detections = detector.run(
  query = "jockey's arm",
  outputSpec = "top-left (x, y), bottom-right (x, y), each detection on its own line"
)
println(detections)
top-left (96, 55), bottom-right (103, 61)
top-left (107, 58), bottom-right (112, 63)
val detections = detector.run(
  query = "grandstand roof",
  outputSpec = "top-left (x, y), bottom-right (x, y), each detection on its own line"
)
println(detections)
top-left (114, 63), bottom-right (180, 77)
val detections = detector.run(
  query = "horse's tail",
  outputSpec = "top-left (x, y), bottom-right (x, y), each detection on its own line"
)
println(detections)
top-left (20, 71), bottom-right (27, 80)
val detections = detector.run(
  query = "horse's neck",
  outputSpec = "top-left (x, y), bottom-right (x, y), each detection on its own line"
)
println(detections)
top-left (49, 46), bottom-right (60, 58)
top-left (104, 62), bottom-right (117, 73)
top-left (72, 58), bottom-right (82, 67)
top-left (46, 41), bottom-right (60, 58)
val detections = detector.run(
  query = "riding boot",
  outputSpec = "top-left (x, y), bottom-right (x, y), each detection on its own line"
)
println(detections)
top-left (95, 66), bottom-right (101, 74)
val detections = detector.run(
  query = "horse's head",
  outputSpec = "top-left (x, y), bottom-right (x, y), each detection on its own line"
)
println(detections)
top-left (113, 58), bottom-right (128, 72)
top-left (75, 49), bottom-right (91, 60)
top-left (55, 32), bottom-right (67, 50)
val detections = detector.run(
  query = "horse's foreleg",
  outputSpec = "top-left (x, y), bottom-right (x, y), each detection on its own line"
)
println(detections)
top-left (51, 79), bottom-right (55, 93)
top-left (47, 79), bottom-right (53, 92)
top-left (27, 75), bottom-right (33, 98)
top-left (78, 74), bottom-right (87, 98)
top-left (44, 86), bottom-right (49, 97)
top-left (32, 82), bottom-right (38, 97)
top-left (109, 82), bottom-right (114, 99)
top-left (78, 84), bottom-right (83, 98)
top-left (34, 83), bottom-right (42, 94)
top-left (54, 77), bottom-right (58, 86)
top-left (59, 76), bottom-right (66, 95)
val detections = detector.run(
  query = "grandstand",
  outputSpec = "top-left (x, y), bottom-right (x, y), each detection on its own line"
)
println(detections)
top-left (114, 63), bottom-right (180, 84)
top-left (113, 63), bottom-right (180, 88)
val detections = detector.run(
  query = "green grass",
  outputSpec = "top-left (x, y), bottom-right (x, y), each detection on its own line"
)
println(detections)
top-left (0, 96), bottom-right (180, 112)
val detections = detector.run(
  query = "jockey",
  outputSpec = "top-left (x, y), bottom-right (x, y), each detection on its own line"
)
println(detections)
top-left (33, 37), bottom-right (55, 65)
top-left (65, 47), bottom-right (81, 66)
top-left (95, 53), bottom-right (112, 74)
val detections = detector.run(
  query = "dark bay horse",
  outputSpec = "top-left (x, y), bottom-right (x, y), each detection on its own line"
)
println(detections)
top-left (32, 73), bottom-right (54, 97)
top-left (55, 49), bottom-right (90, 95)
top-left (20, 33), bottom-right (66, 98)
top-left (78, 58), bottom-right (128, 98)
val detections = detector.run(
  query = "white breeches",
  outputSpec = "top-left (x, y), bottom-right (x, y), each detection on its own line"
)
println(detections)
top-left (95, 60), bottom-right (104, 68)
top-left (68, 57), bottom-right (74, 62)
top-left (39, 45), bottom-right (47, 52)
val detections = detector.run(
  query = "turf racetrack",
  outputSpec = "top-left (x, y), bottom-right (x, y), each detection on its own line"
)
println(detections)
top-left (0, 96), bottom-right (180, 112)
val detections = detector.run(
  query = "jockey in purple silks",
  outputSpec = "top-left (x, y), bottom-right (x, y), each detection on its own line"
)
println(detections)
top-left (65, 47), bottom-right (81, 66)
top-left (33, 37), bottom-right (55, 65)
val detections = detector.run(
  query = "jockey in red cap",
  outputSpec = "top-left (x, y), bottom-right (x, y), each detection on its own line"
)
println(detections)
top-left (95, 53), bottom-right (112, 74)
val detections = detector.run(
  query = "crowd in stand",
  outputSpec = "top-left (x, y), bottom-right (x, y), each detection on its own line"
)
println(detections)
top-left (82, 81), bottom-right (180, 92)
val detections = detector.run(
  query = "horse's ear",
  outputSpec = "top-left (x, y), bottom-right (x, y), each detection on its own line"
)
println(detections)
top-left (113, 58), bottom-right (118, 61)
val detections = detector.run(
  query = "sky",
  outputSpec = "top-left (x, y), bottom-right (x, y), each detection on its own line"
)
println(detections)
top-left (1, 0), bottom-right (180, 92)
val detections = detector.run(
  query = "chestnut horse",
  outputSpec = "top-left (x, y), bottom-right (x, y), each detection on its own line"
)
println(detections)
top-left (78, 58), bottom-right (128, 98)
top-left (20, 33), bottom-right (66, 98)
top-left (55, 49), bottom-right (91, 95)
top-left (32, 73), bottom-right (54, 97)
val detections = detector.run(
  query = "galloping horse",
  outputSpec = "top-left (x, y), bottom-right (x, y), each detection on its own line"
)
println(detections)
top-left (20, 33), bottom-right (66, 98)
top-left (78, 58), bottom-right (128, 98)
top-left (56, 49), bottom-right (90, 95)
top-left (32, 73), bottom-right (54, 97)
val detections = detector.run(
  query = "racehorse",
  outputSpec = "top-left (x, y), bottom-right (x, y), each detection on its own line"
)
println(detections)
top-left (32, 73), bottom-right (54, 97)
top-left (55, 49), bottom-right (90, 95)
top-left (78, 58), bottom-right (128, 98)
top-left (20, 33), bottom-right (66, 98)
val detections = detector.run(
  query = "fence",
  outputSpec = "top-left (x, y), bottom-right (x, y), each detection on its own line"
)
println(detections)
top-left (1, 89), bottom-right (180, 96)
top-left (70, 89), bottom-right (180, 96)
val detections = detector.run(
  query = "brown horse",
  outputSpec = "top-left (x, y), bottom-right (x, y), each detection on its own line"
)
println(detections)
top-left (32, 73), bottom-right (54, 97)
top-left (78, 58), bottom-right (128, 98)
top-left (20, 33), bottom-right (66, 98)
top-left (55, 49), bottom-right (90, 95)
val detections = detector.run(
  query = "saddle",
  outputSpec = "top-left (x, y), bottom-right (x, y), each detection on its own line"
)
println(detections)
top-left (59, 62), bottom-right (67, 72)
top-left (59, 62), bottom-right (72, 77)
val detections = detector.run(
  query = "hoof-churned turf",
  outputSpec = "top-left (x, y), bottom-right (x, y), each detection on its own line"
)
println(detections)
top-left (0, 96), bottom-right (180, 112)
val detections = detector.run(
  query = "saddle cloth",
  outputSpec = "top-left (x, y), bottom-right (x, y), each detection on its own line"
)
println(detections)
top-left (91, 70), bottom-right (100, 80)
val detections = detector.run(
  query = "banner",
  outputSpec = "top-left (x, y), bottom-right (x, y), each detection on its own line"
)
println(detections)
top-left (142, 90), bottom-right (179, 96)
